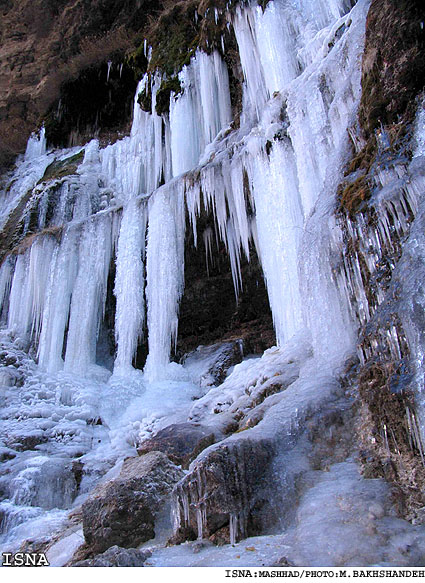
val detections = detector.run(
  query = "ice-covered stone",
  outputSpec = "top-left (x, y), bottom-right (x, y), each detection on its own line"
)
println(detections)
top-left (81, 451), bottom-right (184, 553)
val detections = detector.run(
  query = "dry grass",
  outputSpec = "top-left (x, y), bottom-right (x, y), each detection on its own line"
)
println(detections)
top-left (338, 174), bottom-right (371, 215)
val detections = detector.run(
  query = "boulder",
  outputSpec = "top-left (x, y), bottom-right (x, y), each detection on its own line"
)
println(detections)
top-left (73, 545), bottom-right (151, 567)
top-left (82, 451), bottom-right (184, 554)
top-left (137, 423), bottom-right (215, 469)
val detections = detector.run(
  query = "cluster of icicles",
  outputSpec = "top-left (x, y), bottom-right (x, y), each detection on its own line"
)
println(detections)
top-left (0, 0), bottom-right (370, 382)
top-left (334, 152), bottom-right (422, 366)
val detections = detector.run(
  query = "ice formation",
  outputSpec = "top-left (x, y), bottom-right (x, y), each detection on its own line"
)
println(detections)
top-left (1, 0), bottom-right (425, 567)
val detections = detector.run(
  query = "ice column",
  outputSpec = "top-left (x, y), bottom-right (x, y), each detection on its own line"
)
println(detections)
top-left (0, 257), bottom-right (14, 321)
top-left (144, 182), bottom-right (186, 381)
top-left (64, 215), bottom-right (113, 374)
top-left (37, 228), bottom-right (79, 373)
top-left (7, 252), bottom-right (32, 337)
top-left (170, 50), bottom-right (231, 177)
top-left (25, 126), bottom-right (47, 161)
top-left (113, 198), bottom-right (148, 374)
top-left (248, 139), bottom-right (304, 345)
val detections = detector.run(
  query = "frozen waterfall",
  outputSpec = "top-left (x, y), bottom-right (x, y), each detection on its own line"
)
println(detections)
top-left (0, 0), bottom-right (368, 378)
top-left (6, 0), bottom-right (420, 559)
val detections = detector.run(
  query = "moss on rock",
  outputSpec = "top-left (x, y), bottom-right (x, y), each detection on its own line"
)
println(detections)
top-left (39, 150), bottom-right (85, 183)
top-left (155, 77), bottom-right (182, 116)
top-left (137, 82), bottom-right (152, 113)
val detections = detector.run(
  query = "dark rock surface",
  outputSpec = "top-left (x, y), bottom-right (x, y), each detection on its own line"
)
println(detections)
top-left (73, 545), bottom-right (151, 567)
top-left (81, 451), bottom-right (183, 554)
top-left (5, 431), bottom-right (48, 452)
top-left (137, 423), bottom-right (216, 469)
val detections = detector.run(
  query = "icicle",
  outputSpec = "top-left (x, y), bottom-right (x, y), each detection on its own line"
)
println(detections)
top-left (170, 66), bottom-right (202, 177)
top-left (144, 182), bottom-right (186, 382)
top-left (37, 227), bottom-right (79, 373)
top-left (113, 199), bottom-right (147, 374)
top-left (170, 51), bottom-right (231, 177)
top-left (101, 74), bottom-right (170, 202)
top-left (185, 179), bottom-right (201, 246)
top-left (7, 252), bottom-right (32, 337)
top-left (0, 256), bottom-right (14, 321)
top-left (203, 227), bottom-right (214, 276)
top-left (247, 140), bottom-right (304, 345)
top-left (64, 215), bottom-right (113, 374)
top-left (29, 235), bottom-right (58, 341)
top-left (107, 61), bottom-right (112, 82)
top-left (229, 513), bottom-right (238, 545)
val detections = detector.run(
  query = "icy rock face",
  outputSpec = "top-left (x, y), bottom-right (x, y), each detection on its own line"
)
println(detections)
top-left (172, 336), bottom-right (346, 545)
top-left (0, 0), bottom-right (369, 381)
top-left (81, 451), bottom-right (184, 554)
top-left (188, 333), bottom-right (312, 434)
top-left (0, 332), bottom-right (111, 549)
top-left (335, 153), bottom-right (420, 365)
top-left (333, 104), bottom-right (425, 449)
top-left (172, 438), bottom-right (276, 544)
top-left (285, 461), bottom-right (425, 567)
top-left (181, 340), bottom-right (245, 387)
top-left (9, 458), bottom-right (77, 510)
top-left (148, 461), bottom-right (425, 567)
top-left (392, 151), bottom-right (425, 432)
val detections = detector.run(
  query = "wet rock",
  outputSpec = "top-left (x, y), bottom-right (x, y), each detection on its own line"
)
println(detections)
top-left (273, 556), bottom-right (294, 567)
top-left (0, 446), bottom-right (16, 462)
top-left (189, 539), bottom-right (213, 553)
top-left (82, 451), bottom-right (184, 554)
top-left (71, 460), bottom-right (84, 490)
top-left (0, 367), bottom-right (23, 387)
top-left (6, 430), bottom-right (48, 452)
top-left (172, 438), bottom-right (275, 544)
top-left (73, 545), bottom-right (151, 567)
top-left (182, 340), bottom-right (245, 387)
top-left (208, 524), bottom-right (231, 546)
top-left (137, 423), bottom-right (215, 469)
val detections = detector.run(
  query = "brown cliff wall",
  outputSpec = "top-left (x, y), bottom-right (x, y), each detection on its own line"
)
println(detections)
top-left (0, 0), bottom-right (165, 168)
